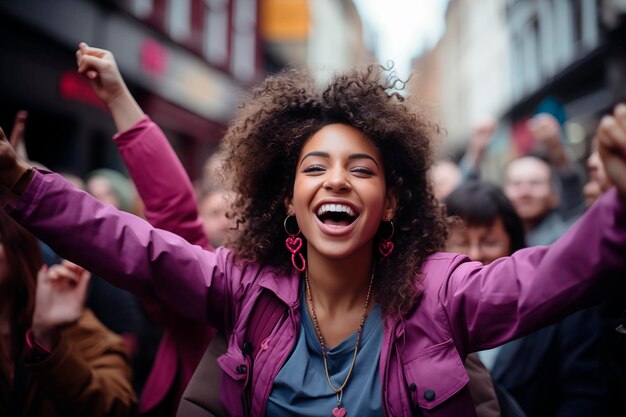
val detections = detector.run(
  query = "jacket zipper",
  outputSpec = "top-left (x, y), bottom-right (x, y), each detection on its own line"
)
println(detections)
top-left (382, 317), bottom-right (401, 417)
top-left (257, 306), bottom-right (300, 417)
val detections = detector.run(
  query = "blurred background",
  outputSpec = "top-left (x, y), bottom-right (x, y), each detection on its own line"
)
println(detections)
top-left (0, 0), bottom-right (625, 185)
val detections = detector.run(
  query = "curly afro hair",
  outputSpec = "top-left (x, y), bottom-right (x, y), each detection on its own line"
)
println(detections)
top-left (220, 65), bottom-right (448, 316)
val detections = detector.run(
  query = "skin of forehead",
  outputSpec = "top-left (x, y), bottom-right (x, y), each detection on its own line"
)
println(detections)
top-left (506, 157), bottom-right (552, 182)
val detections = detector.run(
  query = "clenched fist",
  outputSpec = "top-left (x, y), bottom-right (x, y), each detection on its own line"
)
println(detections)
top-left (596, 103), bottom-right (626, 199)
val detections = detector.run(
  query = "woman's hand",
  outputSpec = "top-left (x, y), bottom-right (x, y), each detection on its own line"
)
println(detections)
top-left (9, 110), bottom-right (29, 162)
top-left (0, 126), bottom-right (30, 192)
top-left (76, 42), bottom-right (128, 105)
top-left (76, 42), bottom-right (144, 132)
top-left (597, 103), bottom-right (626, 200)
top-left (529, 113), bottom-right (572, 170)
top-left (32, 260), bottom-right (91, 349)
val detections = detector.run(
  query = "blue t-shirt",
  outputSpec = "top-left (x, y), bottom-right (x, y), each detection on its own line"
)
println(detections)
top-left (266, 290), bottom-right (384, 416)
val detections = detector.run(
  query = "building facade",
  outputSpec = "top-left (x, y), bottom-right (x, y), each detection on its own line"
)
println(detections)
top-left (0, 0), bottom-right (263, 178)
top-left (415, 0), bottom-right (626, 182)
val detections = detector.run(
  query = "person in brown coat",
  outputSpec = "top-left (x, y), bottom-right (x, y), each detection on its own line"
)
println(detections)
top-left (0, 208), bottom-right (136, 417)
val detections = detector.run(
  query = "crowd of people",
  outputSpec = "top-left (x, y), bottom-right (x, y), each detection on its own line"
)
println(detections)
top-left (0, 42), bottom-right (625, 417)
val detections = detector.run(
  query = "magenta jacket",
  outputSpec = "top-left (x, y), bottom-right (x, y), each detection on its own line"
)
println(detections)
top-left (6, 169), bottom-right (626, 417)
top-left (113, 117), bottom-right (215, 415)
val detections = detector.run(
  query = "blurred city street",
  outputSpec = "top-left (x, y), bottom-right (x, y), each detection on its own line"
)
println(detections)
top-left (1, 0), bottom-right (624, 182)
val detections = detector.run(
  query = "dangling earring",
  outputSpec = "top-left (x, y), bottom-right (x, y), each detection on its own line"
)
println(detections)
top-left (284, 214), bottom-right (306, 272)
top-left (378, 218), bottom-right (395, 258)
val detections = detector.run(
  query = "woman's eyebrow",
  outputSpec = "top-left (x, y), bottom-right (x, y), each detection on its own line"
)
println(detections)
top-left (299, 151), bottom-right (380, 169)
top-left (349, 153), bottom-right (379, 168)
top-left (299, 151), bottom-right (329, 166)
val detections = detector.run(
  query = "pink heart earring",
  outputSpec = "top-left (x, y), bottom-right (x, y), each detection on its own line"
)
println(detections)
top-left (284, 214), bottom-right (306, 272)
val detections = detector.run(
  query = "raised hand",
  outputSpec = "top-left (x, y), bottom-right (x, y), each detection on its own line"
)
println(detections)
top-left (32, 260), bottom-right (91, 348)
top-left (528, 113), bottom-right (571, 170)
top-left (76, 42), bottom-right (144, 132)
top-left (9, 110), bottom-right (29, 162)
top-left (468, 118), bottom-right (496, 166)
top-left (597, 103), bottom-right (626, 199)
top-left (76, 42), bottom-right (128, 104)
top-left (0, 126), bottom-right (30, 193)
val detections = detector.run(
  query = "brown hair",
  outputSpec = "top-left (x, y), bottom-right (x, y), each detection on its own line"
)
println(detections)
top-left (0, 210), bottom-right (41, 338)
top-left (220, 65), bottom-right (447, 315)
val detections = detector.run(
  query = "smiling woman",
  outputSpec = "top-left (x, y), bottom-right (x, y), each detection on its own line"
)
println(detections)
top-left (2, 62), bottom-right (626, 417)
top-left (221, 66), bottom-right (445, 317)
top-left (289, 124), bottom-right (394, 263)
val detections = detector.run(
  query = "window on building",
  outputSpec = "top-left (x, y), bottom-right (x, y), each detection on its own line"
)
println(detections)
top-left (132, 0), bottom-right (153, 18)
top-left (231, 0), bottom-right (257, 82)
top-left (511, 34), bottom-right (524, 101)
top-left (204, 0), bottom-right (229, 66)
top-left (566, 0), bottom-right (599, 56)
top-left (572, 0), bottom-right (584, 45)
top-left (581, 0), bottom-right (599, 50)
top-left (167, 0), bottom-right (191, 41)
top-left (520, 16), bottom-right (541, 92)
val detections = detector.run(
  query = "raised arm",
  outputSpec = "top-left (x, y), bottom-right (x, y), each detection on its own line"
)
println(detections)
top-left (439, 186), bottom-right (626, 354)
top-left (76, 43), bottom-right (144, 133)
top-left (528, 113), bottom-right (586, 220)
top-left (76, 43), bottom-right (209, 249)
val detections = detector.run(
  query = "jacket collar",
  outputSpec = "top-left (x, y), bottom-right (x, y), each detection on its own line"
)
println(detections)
top-left (257, 268), bottom-right (302, 310)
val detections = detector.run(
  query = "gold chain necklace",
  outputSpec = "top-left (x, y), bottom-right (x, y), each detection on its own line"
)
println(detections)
top-left (305, 269), bottom-right (375, 417)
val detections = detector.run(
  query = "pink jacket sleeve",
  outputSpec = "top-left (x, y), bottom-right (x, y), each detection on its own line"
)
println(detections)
top-left (112, 117), bottom-right (216, 414)
top-left (438, 188), bottom-right (626, 354)
top-left (113, 116), bottom-right (210, 250)
top-left (6, 171), bottom-right (241, 330)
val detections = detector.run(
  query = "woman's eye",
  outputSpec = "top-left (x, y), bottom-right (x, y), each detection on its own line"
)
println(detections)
top-left (302, 165), bottom-right (325, 173)
top-left (351, 167), bottom-right (375, 176)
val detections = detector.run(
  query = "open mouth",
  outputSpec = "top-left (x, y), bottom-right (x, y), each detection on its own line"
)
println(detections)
top-left (316, 204), bottom-right (358, 227)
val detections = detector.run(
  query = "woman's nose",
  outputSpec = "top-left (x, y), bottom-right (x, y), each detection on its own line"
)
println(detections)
top-left (323, 169), bottom-right (352, 192)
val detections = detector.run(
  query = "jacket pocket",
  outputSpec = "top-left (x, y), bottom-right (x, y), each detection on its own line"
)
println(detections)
top-left (402, 339), bottom-right (469, 411)
top-left (217, 351), bottom-right (249, 382)
top-left (216, 351), bottom-right (250, 417)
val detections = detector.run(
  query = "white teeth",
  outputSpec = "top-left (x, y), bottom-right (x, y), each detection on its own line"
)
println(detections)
top-left (316, 204), bottom-right (356, 217)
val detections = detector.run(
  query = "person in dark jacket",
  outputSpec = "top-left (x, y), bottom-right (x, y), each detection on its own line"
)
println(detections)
top-left (445, 181), bottom-right (609, 417)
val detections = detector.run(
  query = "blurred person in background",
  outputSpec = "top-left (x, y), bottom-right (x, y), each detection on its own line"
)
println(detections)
top-left (8, 108), bottom-right (149, 396)
top-left (526, 113), bottom-right (586, 221)
top-left (431, 159), bottom-right (462, 201)
top-left (583, 119), bottom-right (626, 415)
top-left (464, 111), bottom-right (585, 239)
top-left (77, 42), bottom-right (215, 416)
top-left (503, 155), bottom-right (570, 246)
top-left (0, 210), bottom-right (136, 416)
top-left (458, 117), bottom-right (497, 182)
top-left (584, 137), bottom-right (614, 206)
top-left (445, 180), bottom-right (609, 417)
top-left (195, 179), bottom-right (236, 248)
top-left (86, 168), bottom-right (137, 213)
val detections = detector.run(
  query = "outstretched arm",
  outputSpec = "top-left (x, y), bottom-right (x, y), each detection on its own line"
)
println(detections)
top-left (440, 104), bottom-right (626, 355)
top-left (77, 43), bottom-right (209, 249)
top-left (5, 170), bottom-right (235, 329)
top-left (1, 130), bottom-right (235, 329)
